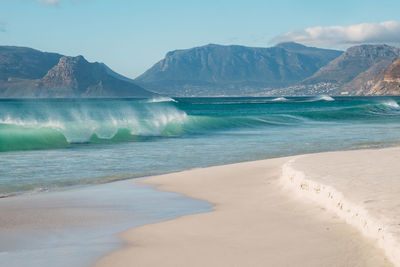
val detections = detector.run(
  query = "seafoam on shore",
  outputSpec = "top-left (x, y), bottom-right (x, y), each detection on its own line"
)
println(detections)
top-left (280, 147), bottom-right (400, 266)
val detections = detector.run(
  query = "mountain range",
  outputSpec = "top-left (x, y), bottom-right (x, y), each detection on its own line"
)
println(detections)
top-left (135, 42), bottom-right (342, 96)
top-left (136, 42), bottom-right (400, 96)
top-left (0, 46), bottom-right (155, 97)
top-left (1, 43), bottom-right (400, 97)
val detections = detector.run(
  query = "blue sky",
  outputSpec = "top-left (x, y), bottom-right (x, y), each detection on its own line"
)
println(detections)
top-left (1, 0), bottom-right (400, 78)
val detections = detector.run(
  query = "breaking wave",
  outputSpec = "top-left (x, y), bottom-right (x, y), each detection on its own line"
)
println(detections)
top-left (381, 100), bottom-right (400, 109)
top-left (0, 100), bottom-right (187, 151)
top-left (316, 95), bottom-right (335, 101)
top-left (305, 95), bottom-right (335, 102)
top-left (271, 97), bottom-right (288, 102)
top-left (146, 96), bottom-right (178, 103)
top-left (1, 98), bottom-right (400, 152)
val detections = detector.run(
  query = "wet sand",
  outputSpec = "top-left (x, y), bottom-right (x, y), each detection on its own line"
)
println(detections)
top-left (0, 180), bottom-right (210, 267)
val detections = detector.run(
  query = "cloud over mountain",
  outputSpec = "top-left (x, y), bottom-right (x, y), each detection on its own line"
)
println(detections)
top-left (273, 21), bottom-right (400, 47)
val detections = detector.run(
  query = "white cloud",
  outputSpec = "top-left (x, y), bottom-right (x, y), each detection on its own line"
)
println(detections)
top-left (272, 21), bottom-right (400, 47)
top-left (37, 0), bottom-right (60, 5)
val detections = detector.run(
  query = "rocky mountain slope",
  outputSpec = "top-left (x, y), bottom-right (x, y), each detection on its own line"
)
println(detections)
top-left (0, 46), bottom-right (154, 98)
top-left (0, 46), bottom-right (62, 81)
top-left (135, 42), bottom-right (342, 96)
top-left (304, 45), bottom-right (399, 85)
top-left (269, 44), bottom-right (400, 96)
top-left (358, 58), bottom-right (400, 95)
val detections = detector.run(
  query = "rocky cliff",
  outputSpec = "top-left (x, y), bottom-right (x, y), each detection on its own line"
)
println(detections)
top-left (358, 58), bottom-right (400, 95)
top-left (271, 44), bottom-right (400, 96)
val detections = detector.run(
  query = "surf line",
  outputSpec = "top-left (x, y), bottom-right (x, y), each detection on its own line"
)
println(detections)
top-left (279, 158), bottom-right (400, 266)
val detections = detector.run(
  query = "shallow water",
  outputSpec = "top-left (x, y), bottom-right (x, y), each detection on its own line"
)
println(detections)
top-left (0, 179), bottom-right (211, 267)
top-left (1, 96), bottom-right (400, 196)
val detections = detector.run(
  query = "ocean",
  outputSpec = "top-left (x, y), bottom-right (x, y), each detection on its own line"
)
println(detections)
top-left (1, 96), bottom-right (400, 197)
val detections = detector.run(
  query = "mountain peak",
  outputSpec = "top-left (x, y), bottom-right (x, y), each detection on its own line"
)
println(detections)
top-left (40, 55), bottom-right (105, 90)
top-left (275, 42), bottom-right (307, 49)
top-left (59, 55), bottom-right (86, 63)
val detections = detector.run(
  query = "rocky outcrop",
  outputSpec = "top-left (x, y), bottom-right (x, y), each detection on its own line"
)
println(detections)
top-left (304, 45), bottom-right (400, 84)
top-left (32, 55), bottom-right (154, 97)
top-left (359, 58), bottom-right (400, 95)
top-left (383, 58), bottom-right (400, 83)
top-left (299, 44), bottom-right (400, 95)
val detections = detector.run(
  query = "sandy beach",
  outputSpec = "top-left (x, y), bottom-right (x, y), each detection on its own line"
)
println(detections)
top-left (96, 147), bottom-right (400, 267)
top-left (2, 147), bottom-right (399, 266)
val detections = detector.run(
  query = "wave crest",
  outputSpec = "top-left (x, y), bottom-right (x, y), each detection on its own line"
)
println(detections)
top-left (0, 100), bottom-right (187, 151)
top-left (381, 100), bottom-right (400, 109)
top-left (146, 96), bottom-right (178, 103)
top-left (271, 97), bottom-right (288, 102)
top-left (313, 95), bottom-right (335, 102)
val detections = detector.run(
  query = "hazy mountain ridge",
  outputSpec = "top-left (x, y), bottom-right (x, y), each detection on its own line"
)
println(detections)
top-left (135, 42), bottom-right (343, 96)
top-left (0, 46), bottom-right (154, 98)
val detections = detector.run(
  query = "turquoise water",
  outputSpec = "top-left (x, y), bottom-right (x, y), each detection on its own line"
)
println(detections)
top-left (1, 96), bottom-right (400, 197)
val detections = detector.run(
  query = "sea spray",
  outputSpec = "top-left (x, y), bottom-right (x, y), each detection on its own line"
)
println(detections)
top-left (0, 99), bottom-right (188, 150)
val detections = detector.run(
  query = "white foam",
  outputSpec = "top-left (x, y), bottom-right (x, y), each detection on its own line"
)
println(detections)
top-left (271, 97), bottom-right (288, 102)
top-left (382, 100), bottom-right (400, 109)
top-left (280, 159), bottom-right (400, 266)
top-left (147, 96), bottom-right (178, 103)
top-left (0, 116), bottom-right (65, 130)
top-left (314, 95), bottom-right (335, 101)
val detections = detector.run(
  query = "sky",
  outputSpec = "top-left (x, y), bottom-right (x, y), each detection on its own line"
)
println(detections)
top-left (1, 0), bottom-right (400, 78)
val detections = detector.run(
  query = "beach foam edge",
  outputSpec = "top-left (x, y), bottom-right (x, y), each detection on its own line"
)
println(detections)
top-left (280, 158), bottom-right (400, 266)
